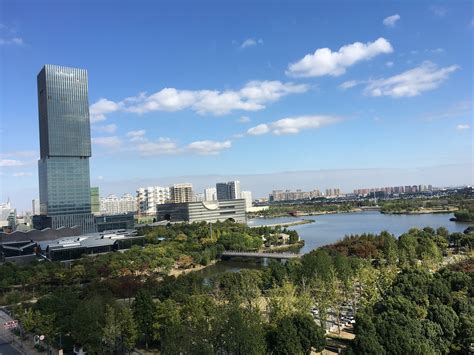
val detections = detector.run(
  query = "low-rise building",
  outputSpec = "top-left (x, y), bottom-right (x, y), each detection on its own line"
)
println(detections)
top-left (156, 199), bottom-right (246, 224)
top-left (95, 213), bottom-right (135, 232)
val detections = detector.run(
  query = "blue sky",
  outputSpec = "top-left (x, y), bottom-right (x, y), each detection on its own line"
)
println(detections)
top-left (0, 0), bottom-right (473, 211)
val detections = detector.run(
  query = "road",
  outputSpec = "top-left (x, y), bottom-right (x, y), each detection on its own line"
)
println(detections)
top-left (0, 334), bottom-right (22, 355)
top-left (0, 310), bottom-right (22, 355)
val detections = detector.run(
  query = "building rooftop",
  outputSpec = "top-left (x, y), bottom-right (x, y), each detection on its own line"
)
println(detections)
top-left (39, 229), bottom-right (142, 251)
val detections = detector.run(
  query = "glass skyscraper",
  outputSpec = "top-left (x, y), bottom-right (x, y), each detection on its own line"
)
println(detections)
top-left (37, 64), bottom-right (96, 233)
top-left (216, 181), bottom-right (241, 200)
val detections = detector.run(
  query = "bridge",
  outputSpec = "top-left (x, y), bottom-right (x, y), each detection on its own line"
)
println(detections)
top-left (221, 251), bottom-right (302, 259)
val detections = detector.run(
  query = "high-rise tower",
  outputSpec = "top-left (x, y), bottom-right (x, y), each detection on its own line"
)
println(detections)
top-left (216, 181), bottom-right (241, 200)
top-left (36, 64), bottom-right (96, 233)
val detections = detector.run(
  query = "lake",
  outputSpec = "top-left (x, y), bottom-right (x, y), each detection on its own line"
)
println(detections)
top-left (248, 211), bottom-right (470, 254)
top-left (199, 211), bottom-right (470, 276)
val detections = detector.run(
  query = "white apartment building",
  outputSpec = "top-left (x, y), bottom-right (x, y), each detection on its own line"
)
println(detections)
top-left (240, 190), bottom-right (253, 210)
top-left (204, 187), bottom-right (217, 201)
top-left (136, 186), bottom-right (170, 215)
top-left (100, 193), bottom-right (137, 215)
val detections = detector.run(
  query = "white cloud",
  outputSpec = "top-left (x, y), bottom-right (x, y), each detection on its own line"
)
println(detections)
top-left (237, 116), bottom-right (251, 123)
top-left (0, 25), bottom-right (24, 46)
top-left (0, 150), bottom-right (36, 159)
top-left (247, 124), bottom-right (270, 136)
top-left (91, 136), bottom-right (122, 149)
top-left (92, 124), bottom-right (117, 134)
top-left (0, 159), bottom-right (24, 167)
top-left (89, 98), bottom-right (121, 122)
top-left (426, 48), bottom-right (444, 54)
top-left (456, 124), bottom-right (471, 130)
top-left (0, 37), bottom-right (23, 46)
top-left (339, 80), bottom-right (361, 90)
top-left (383, 14), bottom-right (401, 27)
top-left (187, 140), bottom-right (232, 155)
top-left (286, 37), bottom-right (393, 77)
top-left (126, 130), bottom-right (147, 142)
top-left (386, 61), bottom-right (394, 68)
top-left (364, 61), bottom-right (459, 98)
top-left (92, 80), bottom-right (308, 119)
top-left (136, 138), bottom-right (181, 156)
top-left (247, 115), bottom-right (340, 136)
top-left (430, 6), bottom-right (447, 17)
top-left (422, 100), bottom-right (472, 121)
top-left (12, 172), bottom-right (32, 177)
top-left (240, 38), bottom-right (263, 49)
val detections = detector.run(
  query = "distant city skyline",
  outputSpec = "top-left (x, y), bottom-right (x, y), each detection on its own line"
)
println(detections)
top-left (1, 1), bottom-right (472, 211)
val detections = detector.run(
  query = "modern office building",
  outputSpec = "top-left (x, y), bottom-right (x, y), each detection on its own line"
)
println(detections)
top-left (136, 186), bottom-right (170, 215)
top-left (216, 181), bottom-right (241, 200)
top-left (240, 190), bottom-right (253, 210)
top-left (36, 64), bottom-right (96, 233)
top-left (156, 199), bottom-right (247, 224)
top-left (94, 213), bottom-right (135, 232)
top-left (204, 187), bottom-right (217, 201)
top-left (169, 183), bottom-right (194, 203)
top-left (90, 187), bottom-right (100, 214)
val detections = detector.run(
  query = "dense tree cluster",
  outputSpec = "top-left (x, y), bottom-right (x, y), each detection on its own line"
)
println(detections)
top-left (0, 221), bottom-right (295, 304)
top-left (325, 227), bottom-right (472, 267)
top-left (1, 223), bottom-right (472, 354)
top-left (351, 268), bottom-right (474, 354)
top-left (454, 209), bottom-right (474, 222)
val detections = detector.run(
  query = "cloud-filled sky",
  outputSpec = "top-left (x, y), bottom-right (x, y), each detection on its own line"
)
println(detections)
top-left (0, 0), bottom-right (473, 211)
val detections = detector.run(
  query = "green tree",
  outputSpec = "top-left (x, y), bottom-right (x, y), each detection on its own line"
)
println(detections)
top-left (103, 305), bottom-right (121, 353)
top-left (291, 313), bottom-right (326, 354)
top-left (217, 305), bottom-right (267, 355)
top-left (119, 305), bottom-right (138, 352)
top-left (267, 316), bottom-right (302, 355)
top-left (132, 289), bottom-right (156, 349)
top-left (71, 297), bottom-right (106, 353)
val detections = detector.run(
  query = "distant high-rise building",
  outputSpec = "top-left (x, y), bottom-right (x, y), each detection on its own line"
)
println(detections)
top-left (195, 193), bottom-right (205, 202)
top-left (0, 201), bottom-right (15, 228)
top-left (136, 186), bottom-right (170, 215)
top-left (170, 183), bottom-right (194, 203)
top-left (32, 199), bottom-right (40, 215)
top-left (204, 187), bottom-right (217, 201)
top-left (216, 181), bottom-right (241, 200)
top-left (240, 190), bottom-right (253, 210)
top-left (90, 187), bottom-right (100, 214)
top-left (36, 64), bottom-right (95, 233)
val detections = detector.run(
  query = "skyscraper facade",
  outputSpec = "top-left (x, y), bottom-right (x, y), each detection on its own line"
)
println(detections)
top-left (36, 64), bottom-right (96, 233)
top-left (216, 181), bottom-right (241, 200)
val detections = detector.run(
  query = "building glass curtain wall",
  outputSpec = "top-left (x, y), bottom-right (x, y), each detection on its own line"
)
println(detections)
top-left (37, 64), bottom-right (96, 233)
